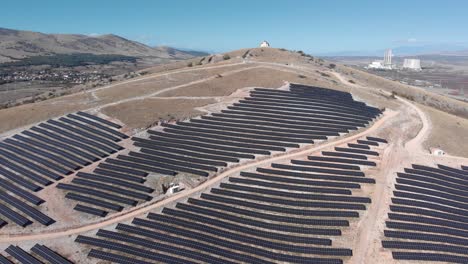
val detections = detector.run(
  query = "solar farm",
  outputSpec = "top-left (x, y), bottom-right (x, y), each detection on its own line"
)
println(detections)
top-left (0, 63), bottom-right (467, 264)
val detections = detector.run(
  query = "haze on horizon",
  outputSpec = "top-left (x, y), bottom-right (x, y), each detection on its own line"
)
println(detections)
top-left (1, 0), bottom-right (468, 55)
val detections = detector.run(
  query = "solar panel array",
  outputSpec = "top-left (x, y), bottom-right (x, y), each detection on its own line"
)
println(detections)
top-left (134, 85), bottom-right (382, 178)
top-left (2, 244), bottom-right (73, 264)
top-left (382, 163), bottom-right (468, 263)
top-left (76, 135), bottom-right (387, 263)
top-left (56, 159), bottom-right (156, 217)
top-left (0, 111), bottom-right (127, 228)
top-left (58, 85), bottom-right (382, 218)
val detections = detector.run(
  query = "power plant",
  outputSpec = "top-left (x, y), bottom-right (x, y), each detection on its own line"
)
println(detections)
top-left (367, 49), bottom-right (394, 70)
top-left (366, 49), bottom-right (422, 71)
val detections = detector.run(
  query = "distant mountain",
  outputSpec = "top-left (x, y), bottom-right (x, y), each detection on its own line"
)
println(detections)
top-left (319, 43), bottom-right (468, 57)
top-left (0, 27), bottom-right (209, 63)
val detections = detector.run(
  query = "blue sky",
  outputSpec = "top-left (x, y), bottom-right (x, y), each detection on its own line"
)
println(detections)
top-left (1, 0), bottom-right (467, 54)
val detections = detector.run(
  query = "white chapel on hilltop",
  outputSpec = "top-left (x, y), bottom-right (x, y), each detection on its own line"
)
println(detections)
top-left (260, 40), bottom-right (270, 48)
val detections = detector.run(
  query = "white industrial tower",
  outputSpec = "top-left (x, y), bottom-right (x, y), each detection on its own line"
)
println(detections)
top-left (383, 49), bottom-right (392, 67)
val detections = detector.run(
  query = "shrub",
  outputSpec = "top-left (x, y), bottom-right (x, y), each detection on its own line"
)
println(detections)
top-left (348, 80), bottom-right (356, 84)
top-left (187, 62), bottom-right (193, 67)
top-left (298, 75), bottom-right (307, 79)
top-left (329, 63), bottom-right (336, 69)
top-left (223, 54), bottom-right (231, 60)
top-left (319, 72), bottom-right (331, 78)
top-left (279, 48), bottom-right (287, 51)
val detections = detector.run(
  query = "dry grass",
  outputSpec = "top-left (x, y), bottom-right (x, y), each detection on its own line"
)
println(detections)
top-left (158, 67), bottom-right (342, 97)
top-left (94, 63), bottom-right (249, 102)
top-left (419, 103), bottom-right (468, 157)
top-left (0, 93), bottom-right (98, 134)
top-left (101, 98), bottom-right (216, 129)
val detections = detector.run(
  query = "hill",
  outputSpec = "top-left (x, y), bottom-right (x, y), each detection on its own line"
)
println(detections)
top-left (0, 27), bottom-right (208, 62)
top-left (0, 47), bottom-right (467, 264)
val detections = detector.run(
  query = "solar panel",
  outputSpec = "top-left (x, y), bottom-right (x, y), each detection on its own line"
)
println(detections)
top-left (0, 254), bottom-right (13, 264)
top-left (74, 204), bottom-right (108, 217)
top-left (58, 183), bottom-right (138, 206)
top-left (0, 192), bottom-right (54, 226)
top-left (71, 178), bottom-right (152, 201)
top-left (76, 111), bottom-right (122, 129)
top-left (92, 169), bottom-right (145, 183)
top-left (239, 171), bottom-right (361, 189)
top-left (0, 177), bottom-right (44, 205)
top-left (13, 134), bottom-right (89, 166)
top-left (76, 172), bottom-right (152, 192)
top-left (256, 167), bottom-right (375, 184)
top-left (133, 137), bottom-right (255, 159)
top-left (0, 203), bottom-right (32, 227)
top-left (66, 114), bottom-right (128, 139)
top-left (307, 156), bottom-right (376, 166)
top-left (366, 136), bottom-right (388, 143)
top-left (160, 124), bottom-right (303, 147)
top-left (136, 142), bottom-right (238, 162)
top-left (65, 193), bottom-right (123, 211)
top-left (200, 193), bottom-right (360, 217)
top-left (87, 249), bottom-right (152, 264)
top-left (5, 246), bottom-right (43, 264)
top-left (31, 244), bottom-right (74, 264)
top-left (229, 177), bottom-right (353, 194)
top-left (75, 235), bottom-right (196, 264)
top-left (22, 130), bottom-right (98, 162)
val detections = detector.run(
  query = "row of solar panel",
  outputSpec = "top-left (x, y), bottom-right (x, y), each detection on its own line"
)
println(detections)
top-left (0, 112), bottom-right (125, 228)
top-left (225, 105), bottom-right (369, 127)
top-left (187, 197), bottom-right (349, 226)
top-left (2, 244), bottom-right (73, 264)
top-left (247, 93), bottom-right (380, 118)
top-left (257, 167), bottom-right (376, 184)
top-left (232, 100), bottom-right (373, 122)
top-left (241, 96), bottom-right (377, 120)
top-left (218, 183), bottom-right (371, 203)
top-left (59, 150), bottom-right (157, 216)
top-left (253, 87), bottom-right (379, 112)
top-left (200, 192), bottom-right (360, 217)
top-left (383, 164), bottom-right (468, 262)
top-left (146, 212), bottom-right (325, 246)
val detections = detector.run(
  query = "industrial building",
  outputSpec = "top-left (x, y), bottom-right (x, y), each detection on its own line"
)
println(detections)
top-left (403, 58), bottom-right (422, 71)
top-left (367, 49), bottom-right (393, 70)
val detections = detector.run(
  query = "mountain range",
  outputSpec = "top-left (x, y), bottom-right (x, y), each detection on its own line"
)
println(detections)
top-left (0, 27), bottom-right (209, 63)
top-left (318, 43), bottom-right (468, 57)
